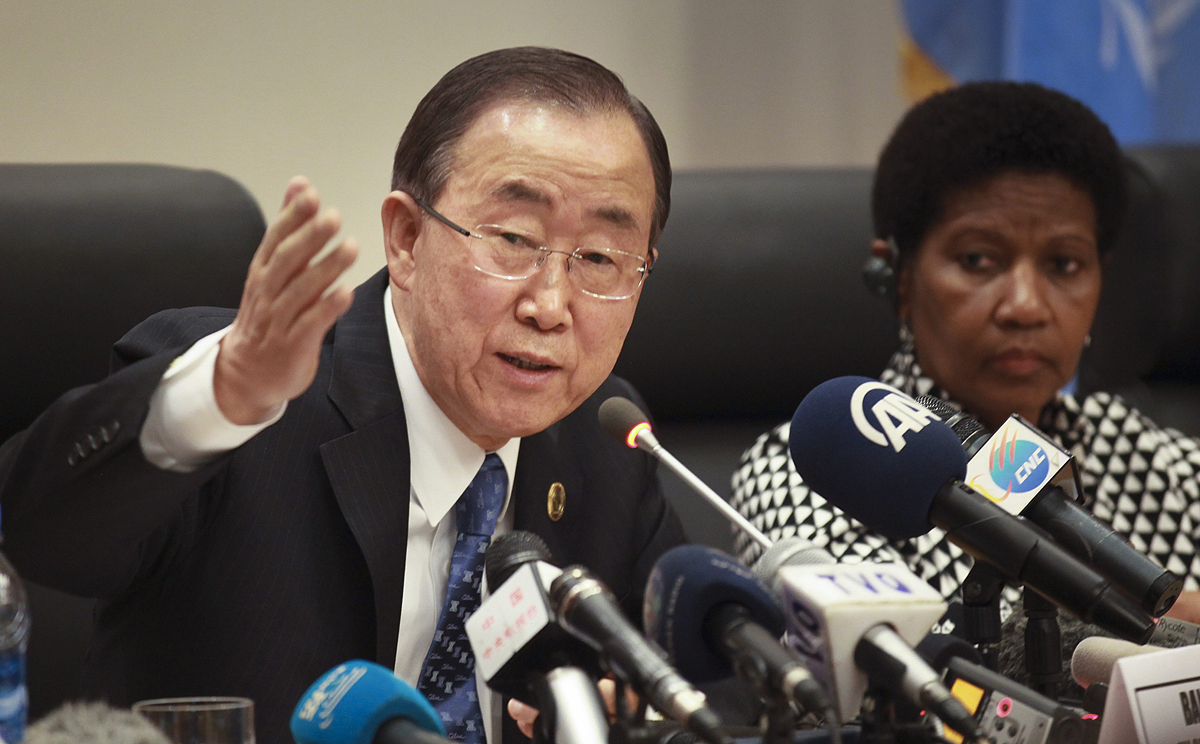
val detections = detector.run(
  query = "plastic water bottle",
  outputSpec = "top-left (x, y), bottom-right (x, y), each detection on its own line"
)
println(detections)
top-left (0, 550), bottom-right (30, 743)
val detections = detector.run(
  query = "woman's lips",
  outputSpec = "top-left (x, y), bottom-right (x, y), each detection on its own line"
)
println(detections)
top-left (988, 349), bottom-right (1049, 376)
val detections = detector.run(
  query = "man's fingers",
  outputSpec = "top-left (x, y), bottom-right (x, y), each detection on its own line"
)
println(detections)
top-left (290, 283), bottom-right (355, 350)
top-left (282, 176), bottom-right (310, 208)
top-left (272, 239), bottom-right (359, 326)
top-left (506, 698), bottom-right (538, 739)
top-left (256, 208), bottom-right (342, 300)
top-left (254, 183), bottom-right (321, 270)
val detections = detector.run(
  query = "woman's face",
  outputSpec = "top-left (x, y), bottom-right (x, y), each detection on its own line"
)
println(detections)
top-left (894, 171), bottom-right (1103, 430)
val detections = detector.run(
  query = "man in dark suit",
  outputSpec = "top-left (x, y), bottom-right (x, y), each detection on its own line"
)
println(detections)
top-left (0, 47), bottom-right (684, 744)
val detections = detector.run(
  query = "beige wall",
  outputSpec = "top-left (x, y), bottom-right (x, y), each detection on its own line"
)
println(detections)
top-left (0, 0), bottom-right (906, 286)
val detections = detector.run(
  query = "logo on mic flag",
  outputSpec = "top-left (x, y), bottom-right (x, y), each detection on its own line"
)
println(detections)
top-left (964, 415), bottom-right (1077, 513)
top-left (849, 381), bottom-right (939, 453)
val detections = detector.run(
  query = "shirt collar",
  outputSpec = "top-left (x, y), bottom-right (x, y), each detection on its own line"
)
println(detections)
top-left (383, 285), bottom-right (520, 526)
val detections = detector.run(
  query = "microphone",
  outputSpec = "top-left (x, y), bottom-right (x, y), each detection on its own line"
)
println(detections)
top-left (468, 532), bottom-right (603, 704)
top-left (548, 564), bottom-right (732, 744)
top-left (750, 536), bottom-right (836, 598)
top-left (854, 624), bottom-right (982, 740)
top-left (290, 660), bottom-right (448, 744)
top-left (1070, 636), bottom-right (1162, 688)
top-left (787, 376), bottom-right (1156, 645)
top-left (916, 395), bottom-right (1183, 617)
top-left (765, 540), bottom-right (979, 739)
top-left (598, 397), bottom-right (771, 551)
top-left (466, 531), bottom-right (608, 744)
top-left (642, 544), bottom-right (836, 721)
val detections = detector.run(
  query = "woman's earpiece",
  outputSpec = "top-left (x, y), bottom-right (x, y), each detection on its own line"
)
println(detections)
top-left (862, 237), bottom-right (900, 301)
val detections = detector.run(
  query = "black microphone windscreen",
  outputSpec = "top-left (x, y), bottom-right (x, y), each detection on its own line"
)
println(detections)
top-left (598, 397), bottom-right (649, 444)
top-left (916, 631), bottom-right (983, 671)
top-left (644, 545), bottom-right (784, 684)
top-left (485, 530), bottom-right (554, 589)
top-left (788, 376), bottom-right (968, 540)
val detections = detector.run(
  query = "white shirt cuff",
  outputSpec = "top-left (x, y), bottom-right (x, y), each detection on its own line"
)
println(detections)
top-left (140, 326), bottom-right (286, 473)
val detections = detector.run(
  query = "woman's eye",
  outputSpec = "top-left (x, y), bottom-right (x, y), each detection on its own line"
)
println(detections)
top-left (1052, 256), bottom-right (1082, 274)
top-left (957, 252), bottom-right (994, 271)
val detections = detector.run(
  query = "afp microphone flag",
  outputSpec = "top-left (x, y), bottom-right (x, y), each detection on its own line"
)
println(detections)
top-left (899, 0), bottom-right (1200, 144)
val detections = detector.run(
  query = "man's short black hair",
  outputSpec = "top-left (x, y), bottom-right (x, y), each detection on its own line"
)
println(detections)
top-left (392, 46), bottom-right (671, 249)
top-left (872, 81), bottom-right (1127, 262)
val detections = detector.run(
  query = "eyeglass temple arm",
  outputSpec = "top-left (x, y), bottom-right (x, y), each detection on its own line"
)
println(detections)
top-left (411, 196), bottom-right (474, 238)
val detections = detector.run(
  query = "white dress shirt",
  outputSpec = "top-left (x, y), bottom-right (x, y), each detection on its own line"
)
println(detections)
top-left (138, 287), bottom-right (521, 743)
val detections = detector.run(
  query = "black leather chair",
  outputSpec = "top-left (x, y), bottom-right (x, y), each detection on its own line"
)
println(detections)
top-left (0, 163), bottom-right (264, 718)
top-left (615, 169), bottom-right (895, 552)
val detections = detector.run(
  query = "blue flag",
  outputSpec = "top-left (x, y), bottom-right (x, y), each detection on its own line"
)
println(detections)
top-left (901, 0), bottom-right (1200, 144)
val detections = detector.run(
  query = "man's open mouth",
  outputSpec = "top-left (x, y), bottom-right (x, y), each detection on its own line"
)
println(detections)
top-left (499, 353), bottom-right (554, 372)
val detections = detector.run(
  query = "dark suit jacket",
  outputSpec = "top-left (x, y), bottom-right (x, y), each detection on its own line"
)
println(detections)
top-left (0, 270), bottom-right (686, 744)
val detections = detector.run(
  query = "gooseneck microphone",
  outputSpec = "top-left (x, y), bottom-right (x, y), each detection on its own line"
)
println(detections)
top-left (787, 377), bottom-right (1156, 645)
top-left (290, 661), bottom-right (449, 744)
top-left (548, 565), bottom-right (732, 744)
top-left (916, 395), bottom-right (1183, 617)
top-left (643, 545), bottom-right (836, 724)
top-left (598, 397), bottom-right (771, 550)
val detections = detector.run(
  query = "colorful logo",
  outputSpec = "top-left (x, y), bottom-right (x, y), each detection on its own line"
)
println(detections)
top-left (973, 428), bottom-right (1049, 501)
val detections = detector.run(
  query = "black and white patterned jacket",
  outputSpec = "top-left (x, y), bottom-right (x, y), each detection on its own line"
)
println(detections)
top-left (731, 344), bottom-right (1200, 604)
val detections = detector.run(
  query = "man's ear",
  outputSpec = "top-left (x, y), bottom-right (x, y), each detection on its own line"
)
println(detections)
top-left (382, 191), bottom-right (422, 290)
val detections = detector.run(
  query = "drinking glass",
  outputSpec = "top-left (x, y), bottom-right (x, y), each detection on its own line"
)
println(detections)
top-left (132, 697), bottom-right (255, 744)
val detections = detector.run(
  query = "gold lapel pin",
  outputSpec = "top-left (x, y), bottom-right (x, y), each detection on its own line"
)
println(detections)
top-left (547, 482), bottom-right (566, 521)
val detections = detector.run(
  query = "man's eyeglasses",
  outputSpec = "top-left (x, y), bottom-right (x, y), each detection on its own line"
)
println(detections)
top-left (412, 197), bottom-right (652, 301)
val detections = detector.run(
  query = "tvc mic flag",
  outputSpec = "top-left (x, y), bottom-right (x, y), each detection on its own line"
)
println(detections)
top-left (899, 0), bottom-right (1200, 144)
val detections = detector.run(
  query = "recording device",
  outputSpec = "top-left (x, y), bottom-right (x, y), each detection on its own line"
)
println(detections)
top-left (598, 397), bottom-right (772, 551)
top-left (548, 564), bottom-right (731, 744)
top-left (941, 657), bottom-right (1100, 744)
top-left (24, 701), bottom-right (171, 744)
top-left (916, 395), bottom-right (1182, 617)
top-left (1149, 615), bottom-right (1200, 648)
top-left (643, 544), bottom-right (836, 720)
top-left (467, 531), bottom-right (608, 744)
top-left (771, 546), bottom-right (979, 739)
top-left (290, 660), bottom-right (448, 744)
top-left (786, 376), bottom-right (1156, 645)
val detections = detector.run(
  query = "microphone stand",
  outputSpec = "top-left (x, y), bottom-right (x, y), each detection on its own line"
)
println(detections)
top-left (1022, 587), bottom-right (1062, 700)
top-left (960, 563), bottom-right (1004, 670)
top-left (760, 693), bottom-right (795, 744)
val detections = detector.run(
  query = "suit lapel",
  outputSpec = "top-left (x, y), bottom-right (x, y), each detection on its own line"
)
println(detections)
top-left (512, 423), bottom-right (586, 567)
top-left (319, 271), bottom-right (412, 666)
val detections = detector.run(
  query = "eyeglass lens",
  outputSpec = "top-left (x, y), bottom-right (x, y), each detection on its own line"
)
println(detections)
top-left (470, 225), bottom-right (646, 298)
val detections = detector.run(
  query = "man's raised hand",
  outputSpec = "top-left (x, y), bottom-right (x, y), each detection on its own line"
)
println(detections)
top-left (214, 177), bottom-right (358, 425)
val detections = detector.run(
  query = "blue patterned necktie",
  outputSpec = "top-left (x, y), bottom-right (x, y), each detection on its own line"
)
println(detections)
top-left (418, 453), bottom-right (506, 743)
